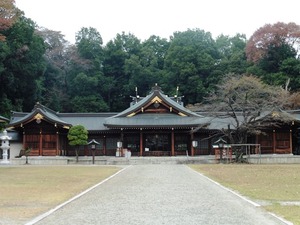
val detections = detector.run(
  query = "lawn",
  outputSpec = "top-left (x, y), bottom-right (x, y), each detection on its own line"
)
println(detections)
top-left (0, 165), bottom-right (121, 225)
top-left (190, 164), bottom-right (300, 225)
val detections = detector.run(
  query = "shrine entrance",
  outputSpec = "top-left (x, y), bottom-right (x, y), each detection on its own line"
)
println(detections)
top-left (144, 134), bottom-right (171, 156)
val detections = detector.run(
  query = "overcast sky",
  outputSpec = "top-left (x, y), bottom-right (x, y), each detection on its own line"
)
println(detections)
top-left (15, 0), bottom-right (300, 44)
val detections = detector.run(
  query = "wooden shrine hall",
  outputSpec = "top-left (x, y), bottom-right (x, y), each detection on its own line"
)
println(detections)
top-left (5, 85), bottom-right (300, 158)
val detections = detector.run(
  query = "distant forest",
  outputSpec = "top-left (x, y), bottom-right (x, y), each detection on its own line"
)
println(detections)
top-left (1, 1), bottom-right (300, 118)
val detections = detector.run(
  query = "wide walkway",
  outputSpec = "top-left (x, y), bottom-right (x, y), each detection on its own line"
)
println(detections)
top-left (30, 165), bottom-right (287, 225)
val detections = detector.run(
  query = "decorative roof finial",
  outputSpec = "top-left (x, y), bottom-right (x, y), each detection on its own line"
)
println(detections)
top-left (151, 84), bottom-right (162, 93)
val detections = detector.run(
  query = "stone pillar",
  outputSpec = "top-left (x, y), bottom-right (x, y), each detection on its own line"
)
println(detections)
top-left (1, 130), bottom-right (12, 164)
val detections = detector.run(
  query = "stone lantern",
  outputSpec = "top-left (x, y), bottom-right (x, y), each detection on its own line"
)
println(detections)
top-left (1, 130), bottom-right (12, 164)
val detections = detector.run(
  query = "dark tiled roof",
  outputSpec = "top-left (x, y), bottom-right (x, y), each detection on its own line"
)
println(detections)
top-left (59, 113), bottom-right (117, 131)
top-left (112, 86), bottom-right (202, 118)
top-left (104, 85), bottom-right (204, 128)
top-left (0, 115), bottom-right (9, 122)
top-left (9, 103), bottom-right (71, 127)
top-left (8, 104), bottom-right (118, 131)
top-left (104, 113), bottom-right (210, 128)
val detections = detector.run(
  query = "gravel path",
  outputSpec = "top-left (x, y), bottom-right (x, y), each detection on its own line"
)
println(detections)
top-left (29, 165), bottom-right (288, 225)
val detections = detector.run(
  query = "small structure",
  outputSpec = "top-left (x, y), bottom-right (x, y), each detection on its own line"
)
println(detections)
top-left (213, 138), bottom-right (232, 163)
top-left (116, 141), bottom-right (122, 157)
top-left (0, 130), bottom-right (12, 164)
top-left (88, 139), bottom-right (100, 164)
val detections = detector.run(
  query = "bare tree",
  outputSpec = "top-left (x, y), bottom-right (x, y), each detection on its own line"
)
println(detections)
top-left (204, 74), bottom-right (293, 161)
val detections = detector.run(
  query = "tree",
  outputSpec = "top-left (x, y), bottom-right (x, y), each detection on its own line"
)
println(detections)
top-left (215, 34), bottom-right (248, 75)
top-left (67, 125), bottom-right (88, 162)
top-left (0, 16), bottom-right (46, 114)
top-left (0, 0), bottom-right (20, 41)
top-left (205, 74), bottom-right (292, 162)
top-left (125, 35), bottom-right (170, 97)
top-left (75, 27), bottom-right (103, 66)
top-left (163, 29), bottom-right (219, 104)
top-left (246, 22), bottom-right (300, 63)
top-left (35, 27), bottom-right (71, 111)
top-left (102, 32), bottom-right (142, 111)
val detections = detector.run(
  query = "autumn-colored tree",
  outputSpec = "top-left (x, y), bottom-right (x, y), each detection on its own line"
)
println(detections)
top-left (246, 22), bottom-right (300, 63)
top-left (0, 0), bottom-right (20, 41)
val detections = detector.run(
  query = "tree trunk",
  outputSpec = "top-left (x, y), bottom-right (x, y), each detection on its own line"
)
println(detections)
top-left (75, 148), bottom-right (79, 163)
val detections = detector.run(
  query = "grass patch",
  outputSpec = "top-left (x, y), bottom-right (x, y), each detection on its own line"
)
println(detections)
top-left (265, 204), bottom-right (300, 225)
top-left (190, 164), bottom-right (300, 225)
top-left (0, 165), bottom-right (120, 224)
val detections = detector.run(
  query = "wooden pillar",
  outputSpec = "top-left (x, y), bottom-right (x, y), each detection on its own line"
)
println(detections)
top-left (289, 130), bottom-right (293, 154)
top-left (255, 134), bottom-right (259, 154)
top-left (139, 129), bottom-right (143, 157)
top-left (103, 136), bottom-right (106, 155)
top-left (56, 132), bottom-right (59, 156)
top-left (273, 130), bottom-right (276, 154)
top-left (39, 128), bottom-right (43, 156)
top-left (171, 129), bottom-right (175, 156)
top-left (191, 131), bottom-right (194, 156)
top-left (120, 129), bottom-right (124, 157)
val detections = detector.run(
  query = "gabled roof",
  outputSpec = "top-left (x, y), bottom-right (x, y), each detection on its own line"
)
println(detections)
top-left (8, 102), bottom-right (118, 131)
top-left (0, 115), bottom-right (9, 123)
top-left (8, 102), bottom-right (71, 129)
top-left (114, 85), bottom-right (201, 118)
top-left (104, 85), bottom-right (209, 129)
top-left (283, 109), bottom-right (300, 122)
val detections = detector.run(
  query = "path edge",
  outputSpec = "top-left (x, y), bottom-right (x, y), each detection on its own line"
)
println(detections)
top-left (185, 165), bottom-right (293, 225)
top-left (25, 165), bottom-right (132, 225)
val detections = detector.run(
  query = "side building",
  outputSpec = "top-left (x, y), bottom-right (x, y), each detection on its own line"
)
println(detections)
top-left (5, 85), bottom-right (299, 158)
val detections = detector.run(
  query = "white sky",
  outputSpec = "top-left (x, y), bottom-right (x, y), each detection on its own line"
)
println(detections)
top-left (15, 0), bottom-right (300, 44)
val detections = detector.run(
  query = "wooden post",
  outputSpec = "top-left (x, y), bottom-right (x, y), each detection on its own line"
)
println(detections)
top-left (255, 134), bottom-right (259, 154)
top-left (290, 130), bottom-right (293, 154)
top-left (56, 132), bottom-right (59, 156)
top-left (39, 128), bottom-right (43, 156)
top-left (120, 129), bottom-right (124, 157)
top-left (171, 129), bottom-right (175, 156)
top-left (191, 132), bottom-right (194, 156)
top-left (273, 130), bottom-right (276, 154)
top-left (103, 136), bottom-right (106, 155)
top-left (139, 129), bottom-right (143, 156)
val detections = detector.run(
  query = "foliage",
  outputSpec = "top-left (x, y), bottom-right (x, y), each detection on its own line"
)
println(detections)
top-left (76, 27), bottom-right (103, 61)
top-left (1, 14), bottom-right (300, 118)
top-left (0, 0), bottom-right (20, 41)
top-left (0, 16), bottom-right (46, 113)
top-left (67, 125), bottom-right (88, 146)
top-left (246, 22), bottom-right (300, 63)
top-left (70, 95), bottom-right (109, 112)
top-left (215, 33), bottom-right (248, 75)
top-left (67, 125), bottom-right (88, 162)
top-left (102, 32), bottom-right (142, 111)
top-left (163, 29), bottom-right (219, 103)
top-left (246, 22), bottom-right (300, 91)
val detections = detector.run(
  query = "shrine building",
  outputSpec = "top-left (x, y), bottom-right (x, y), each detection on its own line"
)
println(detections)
top-left (5, 85), bottom-right (299, 158)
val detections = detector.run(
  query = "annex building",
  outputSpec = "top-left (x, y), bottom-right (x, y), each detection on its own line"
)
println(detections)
top-left (4, 85), bottom-right (300, 159)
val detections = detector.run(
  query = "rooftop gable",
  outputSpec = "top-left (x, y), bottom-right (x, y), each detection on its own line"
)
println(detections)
top-left (8, 102), bottom-right (71, 129)
top-left (104, 85), bottom-right (207, 129)
top-left (110, 85), bottom-right (202, 118)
